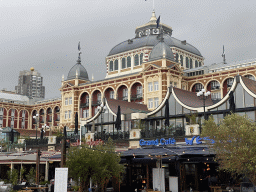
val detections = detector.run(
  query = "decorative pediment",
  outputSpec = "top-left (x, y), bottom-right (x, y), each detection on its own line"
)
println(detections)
top-left (143, 64), bottom-right (160, 72)
top-left (61, 82), bottom-right (73, 89)
top-left (168, 63), bottom-right (183, 73)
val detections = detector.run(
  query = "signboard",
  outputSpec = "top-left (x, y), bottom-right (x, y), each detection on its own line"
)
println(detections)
top-left (139, 136), bottom-right (215, 146)
top-left (54, 168), bottom-right (68, 192)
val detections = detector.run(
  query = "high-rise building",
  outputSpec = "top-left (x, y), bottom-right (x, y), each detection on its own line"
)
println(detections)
top-left (15, 67), bottom-right (45, 99)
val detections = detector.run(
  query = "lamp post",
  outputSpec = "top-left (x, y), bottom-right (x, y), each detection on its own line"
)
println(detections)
top-left (97, 104), bottom-right (107, 139)
top-left (196, 89), bottom-right (211, 120)
top-left (33, 114), bottom-right (39, 140)
top-left (42, 124), bottom-right (49, 138)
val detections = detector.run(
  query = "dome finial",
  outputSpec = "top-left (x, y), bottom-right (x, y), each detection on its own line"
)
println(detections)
top-left (150, 10), bottom-right (157, 22)
top-left (77, 41), bottom-right (82, 64)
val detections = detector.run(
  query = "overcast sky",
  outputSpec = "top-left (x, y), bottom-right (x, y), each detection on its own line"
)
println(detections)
top-left (1, 0), bottom-right (256, 99)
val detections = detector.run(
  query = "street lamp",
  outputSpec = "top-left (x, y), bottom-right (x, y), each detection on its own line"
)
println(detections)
top-left (196, 89), bottom-right (211, 120)
top-left (97, 104), bottom-right (107, 139)
top-left (33, 114), bottom-right (39, 140)
top-left (42, 124), bottom-right (49, 139)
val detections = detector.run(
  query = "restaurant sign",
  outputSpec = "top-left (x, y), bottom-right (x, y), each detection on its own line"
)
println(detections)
top-left (139, 136), bottom-right (214, 146)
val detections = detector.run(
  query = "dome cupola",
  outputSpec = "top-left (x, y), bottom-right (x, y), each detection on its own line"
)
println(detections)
top-left (149, 35), bottom-right (174, 62)
top-left (67, 42), bottom-right (89, 81)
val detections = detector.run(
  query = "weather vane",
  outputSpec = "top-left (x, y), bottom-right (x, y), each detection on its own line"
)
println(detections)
top-left (78, 41), bottom-right (82, 60)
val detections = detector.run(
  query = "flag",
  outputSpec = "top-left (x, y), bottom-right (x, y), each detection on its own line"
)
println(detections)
top-left (156, 16), bottom-right (160, 28)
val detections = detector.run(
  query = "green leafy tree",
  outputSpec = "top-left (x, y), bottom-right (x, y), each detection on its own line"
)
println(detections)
top-left (25, 167), bottom-right (36, 184)
top-left (66, 138), bottom-right (124, 192)
top-left (7, 169), bottom-right (19, 185)
top-left (202, 113), bottom-right (256, 185)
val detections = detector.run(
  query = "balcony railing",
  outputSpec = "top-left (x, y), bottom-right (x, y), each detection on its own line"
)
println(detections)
top-left (131, 94), bottom-right (143, 100)
top-left (94, 131), bottom-right (129, 141)
top-left (118, 96), bottom-right (128, 101)
top-left (227, 84), bottom-right (232, 87)
top-left (80, 103), bottom-right (89, 108)
top-left (40, 121), bottom-right (44, 123)
top-left (141, 128), bottom-right (185, 139)
top-left (55, 110), bottom-right (60, 113)
top-left (55, 119), bottom-right (60, 122)
top-left (92, 101), bottom-right (101, 106)
top-left (48, 120), bottom-right (52, 122)
top-left (25, 138), bottom-right (48, 146)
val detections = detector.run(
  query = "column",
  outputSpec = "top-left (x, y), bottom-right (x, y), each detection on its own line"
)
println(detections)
top-left (131, 55), bottom-right (134, 72)
top-left (128, 88), bottom-right (131, 102)
top-left (6, 109), bottom-right (9, 127)
top-left (220, 85), bottom-right (224, 99)
top-left (167, 74), bottom-right (171, 87)
top-left (44, 109), bottom-right (47, 126)
top-left (28, 111), bottom-right (32, 130)
top-left (118, 58), bottom-right (121, 74)
top-left (51, 109), bottom-right (54, 128)
top-left (159, 73), bottom-right (163, 101)
top-left (89, 95), bottom-right (92, 118)
top-left (143, 77), bottom-right (147, 105)
top-left (17, 110), bottom-right (20, 129)
top-left (45, 161), bottom-right (49, 181)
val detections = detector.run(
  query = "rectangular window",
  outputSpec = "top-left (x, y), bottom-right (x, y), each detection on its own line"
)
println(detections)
top-left (174, 82), bottom-right (177, 87)
top-left (109, 61), bottom-right (113, 72)
top-left (154, 81), bottom-right (159, 91)
top-left (83, 110), bottom-right (89, 118)
top-left (68, 110), bottom-right (72, 119)
top-left (154, 97), bottom-right (159, 108)
top-left (110, 91), bottom-right (115, 99)
top-left (65, 98), bottom-right (68, 105)
top-left (69, 97), bottom-right (72, 105)
top-left (148, 98), bottom-right (153, 109)
top-left (148, 82), bottom-right (153, 92)
top-left (65, 111), bottom-right (68, 119)
top-left (0, 108), bottom-right (3, 112)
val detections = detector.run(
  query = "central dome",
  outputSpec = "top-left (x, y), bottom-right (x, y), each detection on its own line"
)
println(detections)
top-left (67, 59), bottom-right (89, 81)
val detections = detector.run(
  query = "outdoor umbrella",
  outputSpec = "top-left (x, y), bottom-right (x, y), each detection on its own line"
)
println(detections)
top-left (74, 112), bottom-right (78, 134)
top-left (229, 91), bottom-right (236, 113)
top-left (115, 105), bottom-right (121, 130)
top-left (164, 99), bottom-right (170, 127)
top-left (63, 126), bottom-right (67, 138)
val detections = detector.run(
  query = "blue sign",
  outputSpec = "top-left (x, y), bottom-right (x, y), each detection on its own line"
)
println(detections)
top-left (139, 138), bottom-right (176, 146)
top-left (185, 136), bottom-right (215, 145)
top-left (140, 136), bottom-right (215, 146)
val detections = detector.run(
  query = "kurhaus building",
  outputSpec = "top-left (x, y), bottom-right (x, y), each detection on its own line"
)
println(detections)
top-left (1, 11), bottom-right (256, 137)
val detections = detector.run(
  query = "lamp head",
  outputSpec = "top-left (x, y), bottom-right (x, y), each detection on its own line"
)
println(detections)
top-left (201, 89), bottom-right (205, 93)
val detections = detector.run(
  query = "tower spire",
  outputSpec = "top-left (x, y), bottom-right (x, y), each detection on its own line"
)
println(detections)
top-left (222, 45), bottom-right (226, 64)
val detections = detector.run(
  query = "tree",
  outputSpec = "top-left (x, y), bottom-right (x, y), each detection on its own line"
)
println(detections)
top-left (202, 113), bottom-right (256, 185)
top-left (7, 169), bottom-right (19, 185)
top-left (66, 138), bottom-right (124, 192)
top-left (26, 167), bottom-right (36, 184)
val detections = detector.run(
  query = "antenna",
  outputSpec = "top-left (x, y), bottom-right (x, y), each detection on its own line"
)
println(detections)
top-left (222, 45), bottom-right (226, 64)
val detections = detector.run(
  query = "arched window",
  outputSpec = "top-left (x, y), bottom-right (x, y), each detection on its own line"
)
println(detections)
top-left (186, 57), bottom-right (189, 68)
top-left (175, 53), bottom-right (179, 62)
top-left (114, 59), bottom-right (118, 70)
top-left (134, 54), bottom-right (139, 66)
top-left (109, 61), bottom-right (113, 71)
top-left (199, 62), bottom-right (202, 67)
top-left (195, 61), bottom-right (198, 68)
top-left (245, 75), bottom-right (255, 81)
top-left (122, 58), bottom-right (126, 69)
top-left (140, 53), bottom-right (143, 65)
top-left (127, 56), bottom-right (131, 68)
top-left (180, 55), bottom-right (183, 66)
top-left (190, 58), bottom-right (193, 69)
